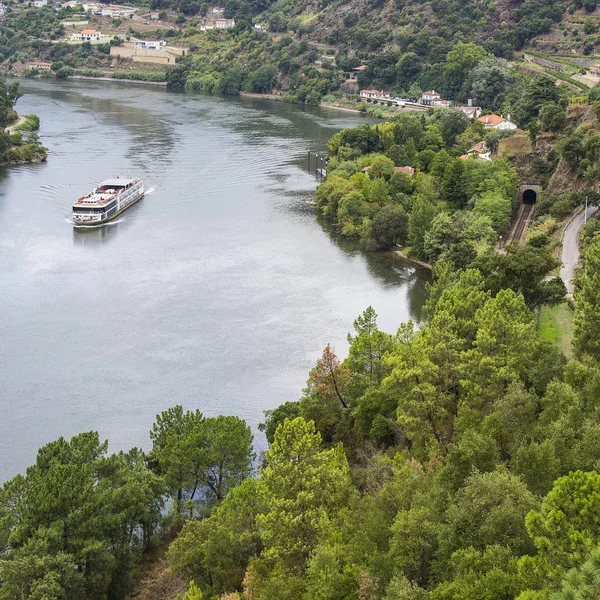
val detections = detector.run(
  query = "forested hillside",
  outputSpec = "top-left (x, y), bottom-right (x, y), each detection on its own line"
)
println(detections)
top-left (6, 1), bottom-right (600, 599)
top-left (4, 0), bottom-right (599, 105)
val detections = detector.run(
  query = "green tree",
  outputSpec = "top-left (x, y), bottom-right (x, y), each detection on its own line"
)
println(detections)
top-left (441, 469), bottom-right (538, 558)
top-left (462, 58), bottom-right (512, 111)
top-left (346, 306), bottom-right (394, 386)
top-left (518, 471), bottom-right (600, 593)
top-left (368, 204), bottom-right (409, 250)
top-left (550, 548), bottom-right (600, 600)
top-left (539, 104), bottom-right (567, 133)
top-left (369, 155), bottom-right (395, 180)
top-left (168, 477), bottom-right (265, 597)
top-left (408, 195), bottom-right (438, 259)
top-left (257, 418), bottom-right (353, 574)
top-left (443, 42), bottom-right (491, 97)
top-left (575, 236), bottom-right (600, 360)
top-left (475, 245), bottom-right (565, 310)
top-left (442, 158), bottom-right (467, 209)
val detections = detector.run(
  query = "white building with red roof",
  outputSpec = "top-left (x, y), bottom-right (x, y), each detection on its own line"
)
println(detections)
top-left (359, 89), bottom-right (384, 99)
top-left (478, 114), bottom-right (517, 130)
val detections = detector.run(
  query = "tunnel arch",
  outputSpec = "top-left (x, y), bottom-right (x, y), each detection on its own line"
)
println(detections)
top-left (523, 189), bottom-right (537, 204)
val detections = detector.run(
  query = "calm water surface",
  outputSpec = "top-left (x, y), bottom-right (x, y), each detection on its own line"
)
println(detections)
top-left (0, 79), bottom-right (428, 481)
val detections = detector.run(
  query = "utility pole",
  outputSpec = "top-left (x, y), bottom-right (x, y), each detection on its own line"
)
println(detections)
top-left (585, 196), bottom-right (588, 224)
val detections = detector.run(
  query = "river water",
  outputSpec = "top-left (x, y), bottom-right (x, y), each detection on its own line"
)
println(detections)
top-left (0, 79), bottom-right (428, 482)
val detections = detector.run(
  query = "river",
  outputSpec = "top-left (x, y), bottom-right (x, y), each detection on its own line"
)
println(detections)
top-left (0, 79), bottom-right (429, 482)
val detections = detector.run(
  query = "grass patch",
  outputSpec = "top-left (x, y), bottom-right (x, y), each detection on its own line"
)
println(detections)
top-left (498, 134), bottom-right (532, 156)
top-left (539, 302), bottom-right (575, 357)
top-left (297, 11), bottom-right (316, 24)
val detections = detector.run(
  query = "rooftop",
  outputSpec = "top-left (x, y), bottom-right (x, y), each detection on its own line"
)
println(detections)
top-left (478, 114), bottom-right (508, 126)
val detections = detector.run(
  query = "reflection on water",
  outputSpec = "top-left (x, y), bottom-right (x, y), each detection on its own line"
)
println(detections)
top-left (0, 79), bottom-right (429, 482)
top-left (71, 200), bottom-right (144, 245)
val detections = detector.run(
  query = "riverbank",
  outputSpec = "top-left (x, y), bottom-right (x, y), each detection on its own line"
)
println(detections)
top-left (240, 91), bottom-right (365, 115)
top-left (3, 72), bottom-right (168, 87)
top-left (71, 75), bottom-right (167, 87)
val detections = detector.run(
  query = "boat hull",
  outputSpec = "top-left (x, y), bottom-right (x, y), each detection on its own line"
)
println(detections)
top-left (73, 192), bottom-right (144, 227)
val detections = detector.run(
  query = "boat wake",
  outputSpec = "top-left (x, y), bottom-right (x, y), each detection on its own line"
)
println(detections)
top-left (145, 186), bottom-right (156, 195)
top-left (66, 217), bottom-right (123, 228)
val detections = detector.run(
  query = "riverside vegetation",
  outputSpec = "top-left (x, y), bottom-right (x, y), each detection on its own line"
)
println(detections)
top-left (5, 76), bottom-right (600, 598)
top-left (5, 241), bottom-right (600, 599)
top-left (0, 79), bottom-right (46, 165)
top-left (0, 0), bottom-right (593, 105)
top-left (7, 1), bottom-right (600, 599)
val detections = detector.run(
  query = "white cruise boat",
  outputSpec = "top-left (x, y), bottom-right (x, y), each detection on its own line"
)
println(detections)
top-left (72, 177), bottom-right (144, 226)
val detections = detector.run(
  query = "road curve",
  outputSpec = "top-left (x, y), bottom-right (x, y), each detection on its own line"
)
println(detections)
top-left (561, 206), bottom-right (597, 294)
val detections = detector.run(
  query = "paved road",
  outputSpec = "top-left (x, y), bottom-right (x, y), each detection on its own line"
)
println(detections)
top-left (561, 206), bottom-right (597, 294)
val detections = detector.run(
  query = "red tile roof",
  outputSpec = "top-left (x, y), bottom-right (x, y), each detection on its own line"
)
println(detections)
top-left (478, 114), bottom-right (506, 127)
top-left (395, 166), bottom-right (415, 175)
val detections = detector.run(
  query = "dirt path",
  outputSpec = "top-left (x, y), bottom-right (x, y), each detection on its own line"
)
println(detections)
top-left (5, 115), bottom-right (26, 133)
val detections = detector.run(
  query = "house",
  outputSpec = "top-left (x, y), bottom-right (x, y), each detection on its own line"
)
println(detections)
top-left (71, 28), bottom-right (102, 41)
top-left (465, 141), bottom-right (491, 161)
top-left (212, 6), bottom-right (224, 12)
top-left (478, 114), bottom-right (517, 130)
top-left (200, 24), bottom-right (215, 30)
top-left (421, 90), bottom-right (441, 105)
top-left (27, 60), bottom-right (52, 70)
top-left (0, 3), bottom-right (7, 14)
top-left (455, 105), bottom-right (482, 119)
top-left (215, 17), bottom-right (235, 28)
top-left (133, 39), bottom-right (165, 50)
top-left (33, 0), bottom-right (48, 7)
top-left (348, 65), bottom-right (366, 81)
top-left (434, 99), bottom-right (451, 108)
top-left (359, 89), bottom-right (384, 100)
top-left (394, 166), bottom-right (415, 176)
top-left (110, 39), bottom-right (186, 63)
top-left (590, 62), bottom-right (600, 77)
top-left (254, 23), bottom-right (265, 30)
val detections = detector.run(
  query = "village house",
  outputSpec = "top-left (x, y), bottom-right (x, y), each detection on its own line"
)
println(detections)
top-left (215, 17), bottom-right (235, 28)
top-left (70, 28), bottom-right (102, 41)
top-left (394, 166), bottom-right (415, 176)
top-left (455, 105), bottom-right (482, 119)
top-left (27, 60), bottom-right (52, 70)
top-left (133, 39), bottom-right (165, 50)
top-left (359, 89), bottom-right (384, 100)
top-left (0, 3), bottom-right (7, 14)
top-left (421, 90), bottom-right (440, 105)
top-left (110, 39), bottom-right (186, 63)
top-left (254, 23), bottom-right (265, 31)
top-left (212, 6), bottom-right (224, 12)
top-left (478, 114), bottom-right (517, 131)
top-left (462, 141), bottom-right (492, 161)
top-left (348, 65), bottom-right (366, 81)
top-left (200, 24), bottom-right (215, 30)
top-left (590, 62), bottom-right (600, 77)
top-left (33, 0), bottom-right (48, 7)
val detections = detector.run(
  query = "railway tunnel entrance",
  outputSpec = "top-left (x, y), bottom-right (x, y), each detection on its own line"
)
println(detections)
top-left (518, 184), bottom-right (542, 205)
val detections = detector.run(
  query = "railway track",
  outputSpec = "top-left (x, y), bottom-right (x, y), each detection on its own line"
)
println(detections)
top-left (506, 203), bottom-right (535, 245)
